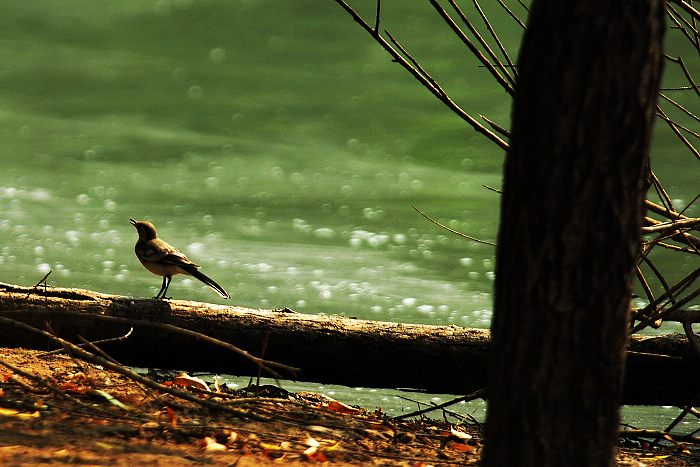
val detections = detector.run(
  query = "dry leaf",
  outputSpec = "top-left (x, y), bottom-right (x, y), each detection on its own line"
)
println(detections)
top-left (450, 426), bottom-right (472, 440)
top-left (203, 436), bottom-right (227, 452)
top-left (447, 441), bottom-right (476, 453)
top-left (165, 407), bottom-right (177, 427)
top-left (305, 437), bottom-right (320, 447)
top-left (226, 431), bottom-right (239, 445)
top-left (172, 373), bottom-right (210, 391)
top-left (302, 445), bottom-right (328, 462)
top-left (325, 400), bottom-right (362, 415)
top-left (260, 442), bottom-right (285, 451)
top-left (0, 407), bottom-right (40, 420)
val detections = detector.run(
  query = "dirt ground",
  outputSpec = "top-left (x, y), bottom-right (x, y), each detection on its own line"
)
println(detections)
top-left (0, 347), bottom-right (697, 466)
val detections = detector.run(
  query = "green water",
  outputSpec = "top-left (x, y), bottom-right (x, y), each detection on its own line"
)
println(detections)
top-left (1, 0), bottom-right (513, 325)
top-left (1, 0), bottom-right (698, 430)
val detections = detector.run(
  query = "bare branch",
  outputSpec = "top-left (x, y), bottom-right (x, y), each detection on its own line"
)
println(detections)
top-left (494, 0), bottom-right (527, 30)
top-left (333, 0), bottom-right (509, 150)
top-left (671, 0), bottom-right (700, 23)
top-left (471, 0), bottom-right (518, 79)
top-left (412, 205), bottom-right (496, 246)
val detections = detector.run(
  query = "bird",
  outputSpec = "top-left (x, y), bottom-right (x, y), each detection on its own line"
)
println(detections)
top-left (129, 219), bottom-right (230, 300)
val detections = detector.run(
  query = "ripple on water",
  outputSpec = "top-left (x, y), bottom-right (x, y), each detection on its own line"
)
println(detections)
top-left (65, 230), bottom-right (80, 245)
top-left (188, 85), bottom-right (203, 99)
top-left (319, 290), bottom-right (332, 300)
top-left (246, 262), bottom-right (273, 273)
top-left (208, 47), bottom-right (226, 64)
top-left (187, 242), bottom-right (204, 255)
top-left (313, 227), bottom-right (335, 239)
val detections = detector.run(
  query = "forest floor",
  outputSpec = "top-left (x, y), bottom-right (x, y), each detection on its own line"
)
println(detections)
top-left (0, 347), bottom-right (697, 466)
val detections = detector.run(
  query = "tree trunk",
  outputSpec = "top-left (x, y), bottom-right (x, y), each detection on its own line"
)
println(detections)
top-left (483, 1), bottom-right (666, 466)
top-left (2, 283), bottom-right (697, 405)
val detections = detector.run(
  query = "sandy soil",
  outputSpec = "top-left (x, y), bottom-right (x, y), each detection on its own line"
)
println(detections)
top-left (0, 347), bottom-right (696, 466)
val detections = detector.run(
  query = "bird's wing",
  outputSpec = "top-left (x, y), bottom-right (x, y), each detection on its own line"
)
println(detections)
top-left (138, 239), bottom-right (200, 268)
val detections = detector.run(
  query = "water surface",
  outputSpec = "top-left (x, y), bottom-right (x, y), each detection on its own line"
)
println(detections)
top-left (1, 0), bottom-right (697, 428)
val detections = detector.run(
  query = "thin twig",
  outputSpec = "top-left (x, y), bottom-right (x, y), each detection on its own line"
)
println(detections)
top-left (373, 0), bottom-right (381, 33)
top-left (412, 205), bottom-right (496, 246)
top-left (631, 286), bottom-right (700, 334)
top-left (39, 327), bottom-right (134, 357)
top-left (635, 267), bottom-right (658, 321)
top-left (641, 217), bottom-right (700, 234)
top-left (659, 92), bottom-right (700, 124)
top-left (479, 114), bottom-right (511, 138)
top-left (24, 270), bottom-right (52, 299)
top-left (679, 191), bottom-right (700, 216)
top-left (482, 184), bottom-right (502, 194)
top-left (393, 388), bottom-right (486, 420)
top-left (444, 0), bottom-right (516, 89)
top-left (673, 0), bottom-right (700, 21)
top-left (667, 4), bottom-right (700, 47)
top-left (77, 334), bottom-right (123, 366)
top-left (494, 0), bottom-right (527, 29)
top-left (664, 54), bottom-right (700, 96)
top-left (471, 0), bottom-right (518, 78)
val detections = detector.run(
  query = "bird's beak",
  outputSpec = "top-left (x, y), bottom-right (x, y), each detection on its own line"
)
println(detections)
top-left (129, 218), bottom-right (137, 226)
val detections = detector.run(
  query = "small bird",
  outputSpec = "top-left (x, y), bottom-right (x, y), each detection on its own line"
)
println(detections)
top-left (129, 219), bottom-right (230, 300)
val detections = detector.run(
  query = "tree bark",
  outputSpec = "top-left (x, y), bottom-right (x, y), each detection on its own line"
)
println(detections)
top-left (1, 283), bottom-right (696, 405)
top-left (484, 2), bottom-right (666, 467)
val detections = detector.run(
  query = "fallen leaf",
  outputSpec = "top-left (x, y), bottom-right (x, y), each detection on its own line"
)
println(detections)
top-left (165, 407), bottom-right (177, 427)
top-left (226, 431), bottom-right (239, 445)
top-left (303, 446), bottom-right (328, 462)
top-left (324, 441), bottom-right (342, 452)
top-left (139, 421), bottom-right (161, 436)
top-left (279, 441), bottom-right (292, 450)
top-left (260, 442), bottom-right (283, 451)
top-left (303, 446), bottom-right (318, 456)
top-left (307, 425), bottom-right (333, 433)
top-left (0, 407), bottom-right (40, 420)
top-left (58, 383), bottom-right (89, 394)
top-left (450, 426), bottom-right (472, 440)
top-left (325, 400), bottom-right (362, 415)
top-left (641, 455), bottom-right (671, 461)
top-left (92, 441), bottom-right (116, 451)
top-left (202, 436), bottom-right (227, 452)
top-left (205, 442), bottom-right (227, 452)
top-left (446, 441), bottom-right (476, 453)
top-left (305, 437), bottom-right (320, 447)
top-left (363, 428), bottom-right (395, 440)
top-left (172, 373), bottom-right (210, 391)
top-left (93, 389), bottom-right (130, 410)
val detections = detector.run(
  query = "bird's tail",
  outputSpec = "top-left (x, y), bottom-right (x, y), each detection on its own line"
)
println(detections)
top-left (186, 267), bottom-right (230, 299)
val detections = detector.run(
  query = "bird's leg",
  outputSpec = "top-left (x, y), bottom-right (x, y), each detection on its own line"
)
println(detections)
top-left (155, 276), bottom-right (168, 299)
top-left (161, 276), bottom-right (172, 300)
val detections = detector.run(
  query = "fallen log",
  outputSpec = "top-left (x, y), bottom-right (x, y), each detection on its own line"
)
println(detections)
top-left (0, 282), bottom-right (697, 405)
